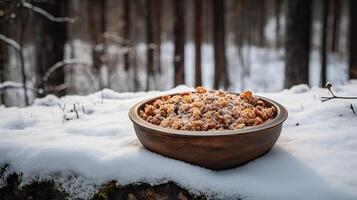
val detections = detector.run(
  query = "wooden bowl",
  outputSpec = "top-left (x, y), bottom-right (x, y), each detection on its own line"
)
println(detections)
top-left (129, 93), bottom-right (288, 170)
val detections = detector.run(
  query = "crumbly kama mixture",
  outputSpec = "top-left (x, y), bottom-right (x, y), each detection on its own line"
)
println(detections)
top-left (139, 87), bottom-right (277, 131)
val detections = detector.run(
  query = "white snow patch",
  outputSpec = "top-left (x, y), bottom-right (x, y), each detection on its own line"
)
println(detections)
top-left (1, 84), bottom-right (357, 199)
top-left (33, 94), bottom-right (61, 107)
top-left (289, 84), bottom-right (310, 94)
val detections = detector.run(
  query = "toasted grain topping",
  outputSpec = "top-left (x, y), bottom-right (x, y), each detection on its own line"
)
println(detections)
top-left (139, 87), bottom-right (276, 131)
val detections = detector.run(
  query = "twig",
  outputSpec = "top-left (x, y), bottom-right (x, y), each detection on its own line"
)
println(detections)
top-left (43, 59), bottom-right (89, 82)
top-left (0, 33), bottom-right (20, 51)
top-left (21, 1), bottom-right (75, 23)
top-left (351, 104), bottom-right (356, 115)
top-left (321, 82), bottom-right (357, 102)
top-left (73, 104), bottom-right (79, 119)
top-left (19, 5), bottom-right (29, 106)
top-left (0, 81), bottom-right (34, 90)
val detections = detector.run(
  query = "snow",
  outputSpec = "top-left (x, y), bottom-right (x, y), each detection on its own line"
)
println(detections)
top-left (1, 84), bottom-right (357, 199)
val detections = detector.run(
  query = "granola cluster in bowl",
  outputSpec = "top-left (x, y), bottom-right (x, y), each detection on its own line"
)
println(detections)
top-left (139, 87), bottom-right (277, 131)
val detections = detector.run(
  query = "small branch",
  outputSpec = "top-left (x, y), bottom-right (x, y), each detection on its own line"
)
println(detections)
top-left (321, 82), bottom-right (357, 102)
top-left (43, 59), bottom-right (89, 82)
top-left (351, 104), bottom-right (356, 115)
top-left (0, 33), bottom-right (20, 51)
top-left (73, 104), bottom-right (79, 119)
top-left (21, 1), bottom-right (75, 23)
top-left (0, 81), bottom-right (35, 91)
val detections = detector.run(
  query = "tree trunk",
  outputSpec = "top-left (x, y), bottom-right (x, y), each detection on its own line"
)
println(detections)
top-left (0, 17), bottom-right (6, 104)
top-left (130, 1), bottom-right (139, 92)
top-left (259, 0), bottom-right (265, 47)
top-left (284, 0), bottom-right (312, 88)
top-left (173, 0), bottom-right (185, 86)
top-left (34, 1), bottom-right (68, 97)
top-left (194, 0), bottom-right (202, 87)
top-left (87, 0), bottom-right (106, 88)
top-left (153, 0), bottom-right (162, 75)
top-left (320, 0), bottom-right (329, 87)
top-left (146, 0), bottom-right (154, 91)
top-left (275, 0), bottom-right (281, 48)
top-left (349, 0), bottom-right (357, 79)
top-left (213, 0), bottom-right (229, 89)
top-left (331, 0), bottom-right (340, 52)
top-left (123, 0), bottom-right (130, 72)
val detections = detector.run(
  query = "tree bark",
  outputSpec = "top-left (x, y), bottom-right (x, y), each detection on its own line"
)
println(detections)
top-left (123, 0), bottom-right (130, 72)
top-left (213, 0), bottom-right (229, 89)
top-left (349, 0), bottom-right (357, 79)
top-left (284, 0), bottom-right (312, 88)
top-left (194, 0), bottom-right (202, 87)
top-left (87, 0), bottom-right (106, 88)
top-left (34, 1), bottom-right (68, 97)
top-left (275, 0), bottom-right (281, 48)
top-left (259, 0), bottom-right (265, 47)
top-left (320, 0), bottom-right (329, 87)
top-left (153, 0), bottom-right (162, 75)
top-left (146, 0), bottom-right (154, 91)
top-left (173, 0), bottom-right (185, 86)
top-left (331, 0), bottom-right (340, 52)
top-left (0, 16), bottom-right (6, 104)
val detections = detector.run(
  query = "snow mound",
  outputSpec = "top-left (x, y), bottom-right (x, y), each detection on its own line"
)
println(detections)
top-left (289, 84), bottom-right (310, 94)
top-left (33, 94), bottom-right (61, 107)
top-left (1, 84), bottom-right (357, 200)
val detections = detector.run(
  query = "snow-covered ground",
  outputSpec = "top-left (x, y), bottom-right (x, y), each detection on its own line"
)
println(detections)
top-left (0, 83), bottom-right (357, 199)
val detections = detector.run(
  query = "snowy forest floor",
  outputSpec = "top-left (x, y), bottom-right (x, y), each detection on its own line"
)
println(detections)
top-left (0, 83), bottom-right (357, 200)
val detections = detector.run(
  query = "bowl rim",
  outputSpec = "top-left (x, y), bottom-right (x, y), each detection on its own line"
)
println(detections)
top-left (128, 92), bottom-right (288, 137)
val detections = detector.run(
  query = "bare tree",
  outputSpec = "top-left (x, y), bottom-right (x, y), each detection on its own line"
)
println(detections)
top-left (153, 0), bottom-right (162, 75)
top-left (173, 0), bottom-right (185, 86)
top-left (146, 0), bottom-right (162, 91)
top-left (284, 0), bottom-right (312, 88)
top-left (331, 0), bottom-right (340, 52)
top-left (275, 0), bottom-right (282, 48)
top-left (194, 0), bottom-right (202, 87)
top-left (34, 1), bottom-right (68, 97)
top-left (258, 0), bottom-right (266, 47)
top-left (349, 0), bottom-right (357, 79)
top-left (320, 0), bottom-right (329, 87)
top-left (213, 0), bottom-right (229, 89)
top-left (0, 1), bottom-right (74, 106)
top-left (0, 9), bottom-right (7, 104)
top-left (123, 0), bottom-right (130, 71)
top-left (87, 0), bottom-right (107, 88)
top-left (146, 0), bottom-right (154, 91)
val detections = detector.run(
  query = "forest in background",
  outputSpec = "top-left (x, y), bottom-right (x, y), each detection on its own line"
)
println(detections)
top-left (0, 0), bottom-right (356, 107)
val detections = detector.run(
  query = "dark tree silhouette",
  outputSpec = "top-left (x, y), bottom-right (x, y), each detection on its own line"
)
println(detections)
top-left (87, 0), bottom-right (106, 88)
top-left (284, 0), bottom-right (312, 88)
top-left (153, 0), bottom-right (162, 75)
top-left (194, 0), bottom-right (202, 87)
top-left (123, 0), bottom-right (130, 72)
top-left (213, 0), bottom-right (229, 89)
top-left (258, 0), bottom-right (265, 47)
top-left (331, 0), bottom-right (340, 52)
top-left (320, 0), bottom-right (329, 87)
top-left (275, 0), bottom-right (281, 48)
top-left (349, 0), bottom-right (357, 79)
top-left (146, 0), bottom-right (154, 91)
top-left (34, 1), bottom-right (68, 97)
top-left (0, 17), bottom-right (5, 104)
top-left (146, 0), bottom-right (162, 91)
top-left (173, 0), bottom-right (185, 86)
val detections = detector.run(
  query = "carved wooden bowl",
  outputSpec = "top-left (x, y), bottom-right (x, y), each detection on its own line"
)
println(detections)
top-left (129, 93), bottom-right (288, 170)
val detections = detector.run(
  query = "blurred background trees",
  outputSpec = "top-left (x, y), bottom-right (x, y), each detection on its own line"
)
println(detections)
top-left (0, 0), bottom-right (355, 107)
